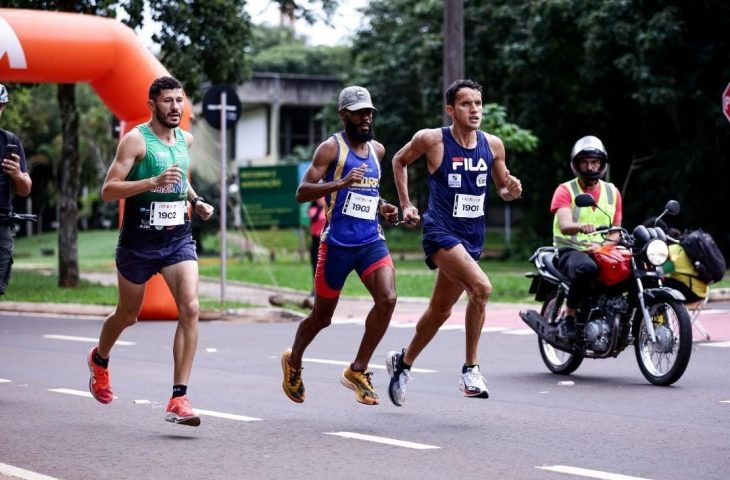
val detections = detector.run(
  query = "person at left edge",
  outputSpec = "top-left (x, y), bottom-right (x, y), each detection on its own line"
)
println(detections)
top-left (281, 85), bottom-right (399, 405)
top-left (0, 83), bottom-right (32, 295)
top-left (87, 76), bottom-right (214, 427)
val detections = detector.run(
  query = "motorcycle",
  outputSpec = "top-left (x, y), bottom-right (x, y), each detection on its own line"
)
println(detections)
top-left (519, 195), bottom-right (692, 386)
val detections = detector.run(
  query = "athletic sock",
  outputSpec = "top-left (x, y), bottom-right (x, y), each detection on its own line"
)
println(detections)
top-left (172, 384), bottom-right (187, 398)
top-left (93, 350), bottom-right (109, 368)
top-left (462, 364), bottom-right (478, 373)
top-left (399, 356), bottom-right (412, 371)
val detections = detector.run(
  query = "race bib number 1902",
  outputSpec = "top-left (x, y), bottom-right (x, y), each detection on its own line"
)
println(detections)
top-left (342, 192), bottom-right (378, 220)
top-left (149, 200), bottom-right (186, 226)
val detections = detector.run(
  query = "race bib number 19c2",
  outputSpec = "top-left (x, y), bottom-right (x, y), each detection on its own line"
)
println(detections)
top-left (342, 192), bottom-right (378, 220)
top-left (149, 200), bottom-right (186, 226)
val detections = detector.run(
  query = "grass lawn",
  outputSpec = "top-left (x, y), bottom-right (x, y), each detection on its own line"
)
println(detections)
top-left (11, 228), bottom-right (730, 305)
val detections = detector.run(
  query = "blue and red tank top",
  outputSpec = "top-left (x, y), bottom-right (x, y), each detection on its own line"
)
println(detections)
top-left (320, 132), bottom-right (384, 247)
top-left (423, 127), bottom-right (494, 252)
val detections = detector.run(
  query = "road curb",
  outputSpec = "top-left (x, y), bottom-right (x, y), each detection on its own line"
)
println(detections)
top-left (0, 302), bottom-right (304, 323)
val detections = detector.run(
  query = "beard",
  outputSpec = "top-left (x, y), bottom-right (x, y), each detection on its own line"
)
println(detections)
top-left (344, 117), bottom-right (374, 143)
top-left (154, 107), bottom-right (180, 129)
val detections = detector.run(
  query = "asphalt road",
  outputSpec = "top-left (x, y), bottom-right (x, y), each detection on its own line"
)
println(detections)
top-left (1, 311), bottom-right (729, 480)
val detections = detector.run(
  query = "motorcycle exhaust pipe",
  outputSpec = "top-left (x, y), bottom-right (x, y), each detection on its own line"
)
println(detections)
top-left (519, 309), bottom-right (577, 354)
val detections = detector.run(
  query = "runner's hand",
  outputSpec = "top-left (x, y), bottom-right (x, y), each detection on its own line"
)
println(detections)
top-left (402, 205), bottom-right (421, 225)
top-left (341, 164), bottom-right (367, 188)
top-left (195, 201), bottom-right (214, 221)
top-left (503, 169), bottom-right (522, 199)
top-left (380, 202), bottom-right (399, 224)
top-left (155, 164), bottom-right (183, 188)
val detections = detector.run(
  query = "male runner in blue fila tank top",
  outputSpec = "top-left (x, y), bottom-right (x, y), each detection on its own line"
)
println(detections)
top-left (386, 79), bottom-right (523, 406)
top-left (87, 76), bottom-right (214, 426)
top-left (282, 86), bottom-right (399, 405)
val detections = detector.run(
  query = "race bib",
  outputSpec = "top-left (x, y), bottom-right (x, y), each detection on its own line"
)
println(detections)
top-left (453, 193), bottom-right (485, 218)
top-left (149, 200), bottom-right (186, 226)
top-left (342, 192), bottom-right (378, 220)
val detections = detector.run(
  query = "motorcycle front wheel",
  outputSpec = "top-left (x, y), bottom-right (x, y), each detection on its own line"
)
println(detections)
top-left (634, 298), bottom-right (692, 386)
top-left (538, 295), bottom-right (584, 375)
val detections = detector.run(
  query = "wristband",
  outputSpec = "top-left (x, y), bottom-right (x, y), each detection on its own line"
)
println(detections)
top-left (191, 196), bottom-right (205, 207)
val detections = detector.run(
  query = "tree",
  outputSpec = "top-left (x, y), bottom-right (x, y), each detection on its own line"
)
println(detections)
top-left (463, 0), bottom-right (730, 254)
top-left (2, 0), bottom-right (253, 286)
top-left (352, 0), bottom-right (730, 256)
top-left (147, 0), bottom-right (251, 102)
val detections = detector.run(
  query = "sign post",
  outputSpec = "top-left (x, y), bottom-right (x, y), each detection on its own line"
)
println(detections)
top-left (723, 82), bottom-right (730, 124)
top-left (202, 85), bottom-right (241, 304)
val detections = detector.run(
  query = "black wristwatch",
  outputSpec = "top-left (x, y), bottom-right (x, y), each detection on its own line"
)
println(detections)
top-left (191, 196), bottom-right (205, 207)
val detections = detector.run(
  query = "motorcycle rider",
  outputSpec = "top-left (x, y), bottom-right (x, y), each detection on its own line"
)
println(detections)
top-left (550, 135), bottom-right (623, 338)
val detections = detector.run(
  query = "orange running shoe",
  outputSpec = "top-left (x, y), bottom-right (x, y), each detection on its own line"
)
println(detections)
top-left (87, 347), bottom-right (113, 404)
top-left (281, 348), bottom-right (305, 403)
top-left (165, 395), bottom-right (201, 427)
top-left (340, 366), bottom-right (379, 405)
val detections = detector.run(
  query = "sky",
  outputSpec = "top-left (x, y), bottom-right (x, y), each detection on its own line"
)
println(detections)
top-left (245, 0), bottom-right (369, 46)
top-left (137, 0), bottom-right (369, 49)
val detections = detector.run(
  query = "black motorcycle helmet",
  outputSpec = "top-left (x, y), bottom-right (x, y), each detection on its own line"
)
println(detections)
top-left (570, 135), bottom-right (608, 184)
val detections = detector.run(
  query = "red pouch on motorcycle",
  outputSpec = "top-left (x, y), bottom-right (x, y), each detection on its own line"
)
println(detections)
top-left (592, 245), bottom-right (631, 286)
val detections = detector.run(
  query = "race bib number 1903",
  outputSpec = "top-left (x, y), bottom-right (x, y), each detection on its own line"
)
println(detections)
top-left (342, 192), bottom-right (378, 220)
top-left (149, 200), bottom-right (186, 226)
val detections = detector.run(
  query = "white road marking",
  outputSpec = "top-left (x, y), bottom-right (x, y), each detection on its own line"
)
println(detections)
top-left (720, 400), bottom-right (730, 404)
top-left (194, 408), bottom-right (262, 422)
top-left (42, 334), bottom-right (136, 346)
top-left (47, 389), bottom-right (260, 422)
top-left (48, 388), bottom-right (93, 398)
top-left (302, 357), bottom-right (436, 373)
top-left (482, 326), bottom-right (510, 333)
top-left (698, 341), bottom-right (730, 348)
top-left (502, 329), bottom-right (535, 335)
top-left (0, 378), bottom-right (11, 383)
top-left (331, 319), bottom-right (366, 325)
top-left (0, 462), bottom-right (60, 480)
top-left (536, 465), bottom-right (652, 479)
top-left (205, 347), bottom-right (218, 353)
top-left (325, 431), bottom-right (439, 450)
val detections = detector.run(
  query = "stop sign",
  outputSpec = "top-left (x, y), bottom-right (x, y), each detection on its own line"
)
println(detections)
top-left (724, 82), bottom-right (730, 123)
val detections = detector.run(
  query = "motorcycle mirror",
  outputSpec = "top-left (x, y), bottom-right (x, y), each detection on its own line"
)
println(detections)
top-left (664, 200), bottom-right (680, 216)
top-left (575, 194), bottom-right (596, 208)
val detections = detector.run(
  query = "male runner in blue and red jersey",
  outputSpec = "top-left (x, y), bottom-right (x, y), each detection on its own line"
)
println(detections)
top-left (281, 86), bottom-right (399, 405)
top-left (386, 79), bottom-right (522, 406)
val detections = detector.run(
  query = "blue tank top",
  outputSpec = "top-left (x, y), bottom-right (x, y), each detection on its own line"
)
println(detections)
top-left (423, 127), bottom-right (494, 253)
top-left (320, 132), bottom-right (384, 247)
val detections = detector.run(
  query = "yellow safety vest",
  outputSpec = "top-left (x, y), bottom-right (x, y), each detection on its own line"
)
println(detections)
top-left (553, 179), bottom-right (617, 248)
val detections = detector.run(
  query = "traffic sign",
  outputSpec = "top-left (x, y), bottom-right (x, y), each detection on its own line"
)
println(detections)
top-left (724, 82), bottom-right (730, 124)
top-left (202, 85), bottom-right (241, 129)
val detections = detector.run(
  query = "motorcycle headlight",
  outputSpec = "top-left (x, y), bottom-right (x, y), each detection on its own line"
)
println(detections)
top-left (645, 239), bottom-right (669, 266)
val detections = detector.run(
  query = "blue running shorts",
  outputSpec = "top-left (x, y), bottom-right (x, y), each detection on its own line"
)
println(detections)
top-left (422, 227), bottom-right (480, 270)
top-left (314, 240), bottom-right (393, 298)
top-left (116, 235), bottom-right (198, 285)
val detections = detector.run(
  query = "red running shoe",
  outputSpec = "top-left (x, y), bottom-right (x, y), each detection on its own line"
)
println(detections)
top-left (87, 347), bottom-right (113, 404)
top-left (165, 395), bottom-right (201, 427)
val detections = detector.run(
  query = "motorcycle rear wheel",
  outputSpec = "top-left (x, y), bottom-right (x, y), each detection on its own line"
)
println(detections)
top-left (634, 298), bottom-right (692, 386)
top-left (538, 295), bottom-right (584, 375)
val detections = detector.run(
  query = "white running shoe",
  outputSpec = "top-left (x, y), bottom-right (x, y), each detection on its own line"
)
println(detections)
top-left (459, 365), bottom-right (489, 398)
top-left (386, 349), bottom-right (411, 407)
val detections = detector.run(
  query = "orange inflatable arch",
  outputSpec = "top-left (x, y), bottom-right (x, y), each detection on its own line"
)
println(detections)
top-left (0, 8), bottom-right (189, 320)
